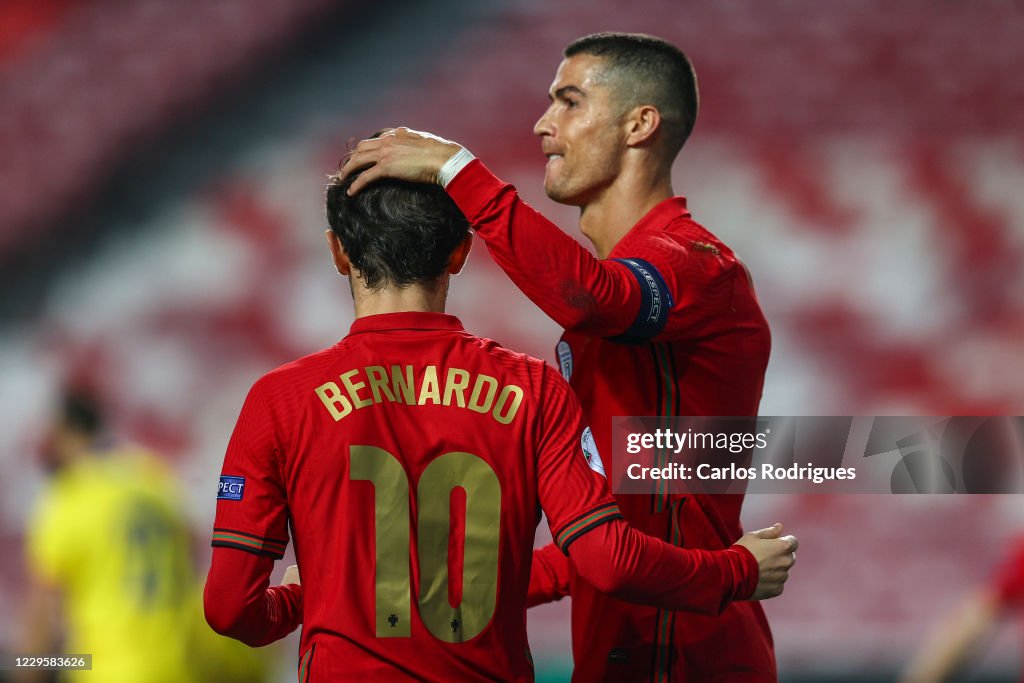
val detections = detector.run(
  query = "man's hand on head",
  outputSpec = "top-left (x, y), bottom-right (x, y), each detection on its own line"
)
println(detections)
top-left (339, 127), bottom-right (463, 195)
top-left (733, 523), bottom-right (798, 601)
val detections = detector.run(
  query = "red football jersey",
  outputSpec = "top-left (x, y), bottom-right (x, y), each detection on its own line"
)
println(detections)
top-left (995, 538), bottom-right (1024, 608)
top-left (211, 312), bottom-right (619, 682)
top-left (449, 160), bottom-right (775, 682)
top-left (993, 538), bottom-right (1024, 683)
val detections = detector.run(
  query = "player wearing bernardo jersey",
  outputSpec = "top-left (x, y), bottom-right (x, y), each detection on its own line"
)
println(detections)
top-left (203, 167), bottom-right (797, 681)
top-left (340, 32), bottom-right (778, 682)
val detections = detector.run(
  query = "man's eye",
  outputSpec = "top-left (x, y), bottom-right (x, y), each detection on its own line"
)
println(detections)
top-left (565, 99), bottom-right (578, 109)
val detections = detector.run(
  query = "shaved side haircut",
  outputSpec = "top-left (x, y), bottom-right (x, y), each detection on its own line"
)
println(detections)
top-left (565, 32), bottom-right (699, 160)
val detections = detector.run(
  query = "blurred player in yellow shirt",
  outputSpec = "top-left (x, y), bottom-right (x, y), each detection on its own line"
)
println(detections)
top-left (19, 389), bottom-right (266, 683)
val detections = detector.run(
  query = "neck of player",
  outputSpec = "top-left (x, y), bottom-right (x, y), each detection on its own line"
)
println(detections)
top-left (578, 160), bottom-right (675, 259)
top-left (351, 277), bottom-right (449, 319)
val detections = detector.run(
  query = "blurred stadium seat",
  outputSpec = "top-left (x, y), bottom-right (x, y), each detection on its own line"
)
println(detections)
top-left (0, 0), bottom-right (339, 259)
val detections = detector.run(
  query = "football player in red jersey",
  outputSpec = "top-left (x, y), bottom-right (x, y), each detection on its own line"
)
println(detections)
top-left (341, 31), bottom-right (779, 682)
top-left (901, 537), bottom-right (1024, 683)
top-left (203, 164), bottom-right (797, 681)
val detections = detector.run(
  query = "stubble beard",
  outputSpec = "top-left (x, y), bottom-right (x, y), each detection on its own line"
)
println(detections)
top-left (544, 168), bottom-right (585, 207)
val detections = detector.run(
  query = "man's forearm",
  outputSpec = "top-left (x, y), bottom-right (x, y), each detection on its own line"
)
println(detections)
top-left (568, 518), bottom-right (757, 616)
top-left (337, 132), bottom-right (643, 336)
top-left (204, 547), bottom-right (303, 647)
top-left (446, 160), bottom-right (640, 337)
top-left (900, 590), bottom-right (998, 683)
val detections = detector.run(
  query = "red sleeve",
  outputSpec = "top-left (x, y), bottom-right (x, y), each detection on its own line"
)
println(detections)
top-left (446, 160), bottom-right (744, 343)
top-left (568, 518), bottom-right (758, 616)
top-left (527, 542), bottom-right (571, 607)
top-left (993, 540), bottom-right (1024, 608)
top-left (211, 380), bottom-right (290, 559)
top-left (204, 547), bottom-right (303, 646)
top-left (447, 159), bottom-right (640, 338)
top-left (533, 366), bottom-right (622, 551)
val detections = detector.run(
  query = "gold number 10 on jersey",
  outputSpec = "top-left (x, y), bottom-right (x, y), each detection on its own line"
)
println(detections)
top-left (350, 445), bottom-right (502, 643)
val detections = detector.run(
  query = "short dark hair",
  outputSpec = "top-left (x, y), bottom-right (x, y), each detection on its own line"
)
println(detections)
top-left (565, 32), bottom-right (698, 158)
top-left (325, 168), bottom-right (470, 290)
top-left (60, 389), bottom-right (104, 436)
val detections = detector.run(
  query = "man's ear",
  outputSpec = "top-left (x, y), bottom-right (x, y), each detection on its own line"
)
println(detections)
top-left (623, 105), bottom-right (661, 148)
top-left (447, 233), bottom-right (474, 275)
top-left (325, 229), bottom-right (352, 276)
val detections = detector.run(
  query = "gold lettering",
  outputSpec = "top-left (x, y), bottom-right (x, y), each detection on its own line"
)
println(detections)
top-left (318, 369), bottom-right (522, 425)
top-left (391, 365), bottom-right (415, 404)
top-left (418, 365), bottom-right (441, 405)
top-left (340, 369), bottom-right (373, 409)
top-left (350, 446), bottom-right (411, 637)
top-left (443, 368), bottom-right (470, 408)
top-left (315, 381), bottom-right (352, 421)
top-left (468, 374), bottom-right (498, 414)
top-left (417, 451), bottom-right (500, 641)
top-left (492, 385), bottom-right (524, 425)
top-left (366, 365), bottom-right (396, 404)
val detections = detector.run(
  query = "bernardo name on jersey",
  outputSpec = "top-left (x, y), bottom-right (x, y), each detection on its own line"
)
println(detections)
top-left (315, 364), bottom-right (524, 425)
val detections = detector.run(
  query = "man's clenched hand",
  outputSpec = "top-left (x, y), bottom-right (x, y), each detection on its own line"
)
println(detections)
top-left (339, 127), bottom-right (462, 195)
top-left (734, 523), bottom-right (798, 600)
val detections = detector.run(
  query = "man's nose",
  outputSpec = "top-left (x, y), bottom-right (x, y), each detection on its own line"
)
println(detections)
top-left (534, 107), bottom-right (554, 137)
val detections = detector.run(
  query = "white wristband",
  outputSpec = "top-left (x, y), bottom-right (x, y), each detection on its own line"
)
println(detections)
top-left (438, 147), bottom-right (476, 188)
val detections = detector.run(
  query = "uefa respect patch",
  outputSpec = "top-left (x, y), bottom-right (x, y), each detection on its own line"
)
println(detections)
top-left (217, 475), bottom-right (246, 501)
top-left (581, 427), bottom-right (606, 477)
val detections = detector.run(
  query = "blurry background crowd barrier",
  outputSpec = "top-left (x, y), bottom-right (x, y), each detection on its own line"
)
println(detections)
top-left (1, 0), bottom-right (1022, 681)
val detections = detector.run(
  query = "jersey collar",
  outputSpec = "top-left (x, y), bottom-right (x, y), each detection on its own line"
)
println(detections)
top-left (347, 311), bottom-right (465, 336)
top-left (637, 196), bottom-right (689, 229)
top-left (610, 196), bottom-right (690, 255)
